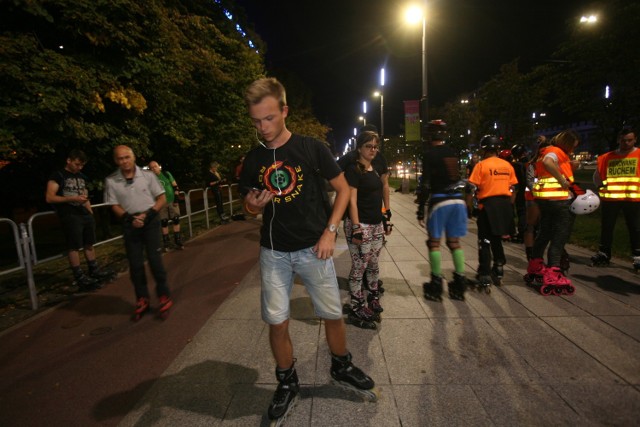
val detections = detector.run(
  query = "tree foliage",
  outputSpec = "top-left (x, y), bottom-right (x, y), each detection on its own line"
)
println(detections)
top-left (546, 0), bottom-right (640, 150)
top-left (434, 0), bottom-right (639, 156)
top-left (0, 0), bottom-right (318, 214)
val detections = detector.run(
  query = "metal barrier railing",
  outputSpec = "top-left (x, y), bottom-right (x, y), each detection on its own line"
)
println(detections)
top-left (0, 218), bottom-right (25, 274)
top-left (0, 183), bottom-right (242, 310)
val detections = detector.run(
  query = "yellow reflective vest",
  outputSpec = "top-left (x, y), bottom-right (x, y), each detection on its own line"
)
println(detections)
top-left (597, 148), bottom-right (640, 201)
top-left (532, 146), bottom-right (574, 200)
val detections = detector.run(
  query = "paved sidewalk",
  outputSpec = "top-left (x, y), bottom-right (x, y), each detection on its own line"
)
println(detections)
top-left (118, 192), bottom-right (640, 426)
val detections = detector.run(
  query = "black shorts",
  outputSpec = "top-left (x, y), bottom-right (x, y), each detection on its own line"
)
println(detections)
top-left (60, 214), bottom-right (96, 251)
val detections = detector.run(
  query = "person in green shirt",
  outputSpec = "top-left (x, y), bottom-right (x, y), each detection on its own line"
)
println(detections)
top-left (149, 161), bottom-right (184, 250)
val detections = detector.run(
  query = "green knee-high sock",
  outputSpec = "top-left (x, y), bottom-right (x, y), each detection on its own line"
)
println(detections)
top-left (452, 249), bottom-right (465, 274)
top-left (429, 250), bottom-right (442, 276)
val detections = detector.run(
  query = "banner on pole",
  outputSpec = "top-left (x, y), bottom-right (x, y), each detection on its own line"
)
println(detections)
top-left (404, 100), bottom-right (420, 142)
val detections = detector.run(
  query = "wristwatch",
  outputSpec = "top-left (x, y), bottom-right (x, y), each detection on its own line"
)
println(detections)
top-left (327, 223), bottom-right (338, 233)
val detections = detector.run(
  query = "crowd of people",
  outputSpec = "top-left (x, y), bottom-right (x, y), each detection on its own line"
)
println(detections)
top-left (433, 124), bottom-right (639, 297)
top-left (44, 74), bottom-right (638, 423)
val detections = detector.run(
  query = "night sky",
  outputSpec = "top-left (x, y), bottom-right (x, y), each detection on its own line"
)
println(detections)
top-left (235, 0), bottom-right (594, 146)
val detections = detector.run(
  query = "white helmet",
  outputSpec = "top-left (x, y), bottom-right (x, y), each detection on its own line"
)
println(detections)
top-left (571, 189), bottom-right (600, 215)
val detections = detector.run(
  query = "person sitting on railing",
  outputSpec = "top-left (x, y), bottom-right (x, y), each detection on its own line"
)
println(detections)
top-left (45, 149), bottom-right (114, 291)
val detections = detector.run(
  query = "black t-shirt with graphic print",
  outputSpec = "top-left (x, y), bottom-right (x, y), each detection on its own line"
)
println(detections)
top-left (239, 134), bottom-right (342, 252)
top-left (49, 169), bottom-right (90, 217)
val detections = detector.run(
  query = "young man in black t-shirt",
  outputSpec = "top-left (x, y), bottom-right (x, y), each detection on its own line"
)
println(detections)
top-left (45, 150), bottom-right (112, 290)
top-left (240, 78), bottom-right (377, 422)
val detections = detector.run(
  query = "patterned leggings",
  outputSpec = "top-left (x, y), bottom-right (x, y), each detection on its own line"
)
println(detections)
top-left (344, 218), bottom-right (385, 301)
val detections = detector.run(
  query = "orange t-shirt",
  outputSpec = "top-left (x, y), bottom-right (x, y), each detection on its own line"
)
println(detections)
top-left (468, 156), bottom-right (518, 200)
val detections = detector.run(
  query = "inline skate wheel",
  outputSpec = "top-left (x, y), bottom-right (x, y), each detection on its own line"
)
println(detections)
top-left (540, 285), bottom-right (553, 296)
top-left (342, 303), bottom-right (352, 314)
top-left (269, 394), bottom-right (299, 427)
top-left (331, 379), bottom-right (379, 402)
top-left (359, 387), bottom-right (380, 402)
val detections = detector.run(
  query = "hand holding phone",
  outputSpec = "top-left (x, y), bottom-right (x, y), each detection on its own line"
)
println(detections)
top-left (244, 186), bottom-right (262, 193)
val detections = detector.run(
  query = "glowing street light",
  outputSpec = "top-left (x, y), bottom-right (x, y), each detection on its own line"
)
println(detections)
top-left (580, 14), bottom-right (598, 23)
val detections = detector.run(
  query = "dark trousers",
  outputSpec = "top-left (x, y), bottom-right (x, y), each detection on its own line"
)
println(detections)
top-left (599, 201), bottom-right (640, 256)
top-left (477, 209), bottom-right (506, 275)
top-left (212, 187), bottom-right (225, 217)
top-left (514, 197), bottom-right (527, 237)
top-left (123, 216), bottom-right (170, 299)
top-left (532, 199), bottom-right (575, 267)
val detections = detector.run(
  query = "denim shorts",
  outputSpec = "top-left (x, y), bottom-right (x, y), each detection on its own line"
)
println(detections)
top-left (260, 246), bottom-right (343, 325)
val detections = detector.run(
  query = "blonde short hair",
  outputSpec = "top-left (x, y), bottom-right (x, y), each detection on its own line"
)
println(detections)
top-left (244, 77), bottom-right (287, 110)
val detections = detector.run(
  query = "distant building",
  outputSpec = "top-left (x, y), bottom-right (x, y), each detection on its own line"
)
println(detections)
top-left (539, 121), bottom-right (610, 154)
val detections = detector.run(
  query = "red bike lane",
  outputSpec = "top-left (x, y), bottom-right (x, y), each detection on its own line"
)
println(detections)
top-left (0, 220), bottom-right (261, 427)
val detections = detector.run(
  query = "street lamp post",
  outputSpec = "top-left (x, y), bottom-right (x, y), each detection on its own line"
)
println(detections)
top-left (363, 101), bottom-right (367, 128)
top-left (379, 68), bottom-right (385, 138)
top-left (405, 3), bottom-right (428, 144)
top-left (420, 0), bottom-right (428, 144)
top-left (374, 91), bottom-right (384, 137)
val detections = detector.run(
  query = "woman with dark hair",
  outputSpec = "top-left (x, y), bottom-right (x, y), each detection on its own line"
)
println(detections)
top-left (343, 131), bottom-right (390, 329)
top-left (526, 130), bottom-right (580, 295)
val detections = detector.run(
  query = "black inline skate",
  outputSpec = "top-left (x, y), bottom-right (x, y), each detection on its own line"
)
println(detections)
top-left (475, 274), bottom-right (492, 294)
top-left (346, 300), bottom-right (377, 330)
top-left (173, 232), bottom-right (185, 250)
top-left (268, 363), bottom-right (300, 426)
top-left (367, 292), bottom-right (383, 323)
top-left (590, 251), bottom-right (610, 267)
top-left (162, 234), bottom-right (173, 252)
top-left (89, 263), bottom-right (117, 284)
top-left (448, 273), bottom-right (467, 301)
top-left (73, 268), bottom-right (101, 292)
top-left (330, 352), bottom-right (378, 402)
top-left (423, 273), bottom-right (443, 301)
top-left (491, 263), bottom-right (504, 286)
